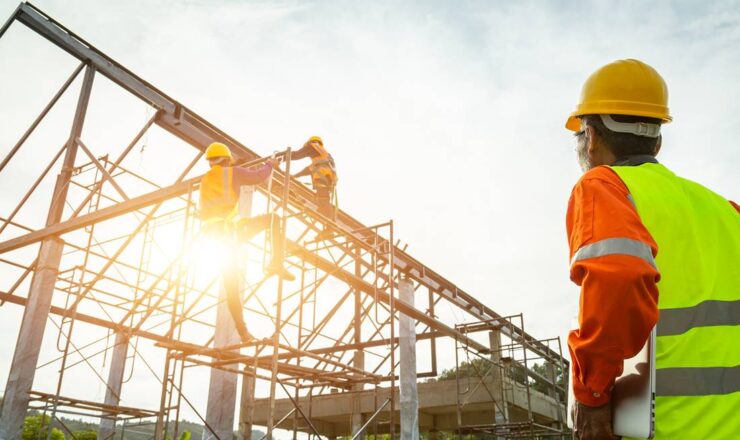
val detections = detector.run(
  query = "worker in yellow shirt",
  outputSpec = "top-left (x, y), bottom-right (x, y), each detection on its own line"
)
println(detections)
top-left (199, 142), bottom-right (294, 342)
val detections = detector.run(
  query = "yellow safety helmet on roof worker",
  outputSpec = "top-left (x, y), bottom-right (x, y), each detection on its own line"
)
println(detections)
top-left (205, 142), bottom-right (232, 160)
top-left (308, 136), bottom-right (323, 145)
top-left (565, 59), bottom-right (672, 132)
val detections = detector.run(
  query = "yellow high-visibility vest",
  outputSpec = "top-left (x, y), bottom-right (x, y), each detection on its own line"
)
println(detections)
top-left (199, 165), bottom-right (237, 220)
top-left (612, 162), bottom-right (740, 439)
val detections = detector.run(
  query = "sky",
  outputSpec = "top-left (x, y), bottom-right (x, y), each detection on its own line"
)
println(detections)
top-left (0, 0), bottom-right (738, 432)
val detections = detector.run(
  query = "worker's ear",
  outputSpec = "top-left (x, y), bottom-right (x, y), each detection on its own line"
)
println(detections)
top-left (653, 136), bottom-right (662, 156)
top-left (585, 125), bottom-right (598, 155)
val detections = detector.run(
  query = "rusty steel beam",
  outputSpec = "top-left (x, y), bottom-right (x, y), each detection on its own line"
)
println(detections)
top-left (287, 241), bottom-right (490, 354)
top-left (0, 177), bottom-right (198, 254)
top-left (9, 5), bottom-right (561, 366)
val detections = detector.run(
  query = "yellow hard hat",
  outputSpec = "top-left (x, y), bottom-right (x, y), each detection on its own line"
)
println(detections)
top-left (308, 136), bottom-right (323, 145)
top-left (205, 142), bottom-right (232, 160)
top-left (565, 59), bottom-right (672, 131)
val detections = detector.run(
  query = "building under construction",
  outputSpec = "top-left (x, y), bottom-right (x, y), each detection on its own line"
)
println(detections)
top-left (0, 3), bottom-right (568, 439)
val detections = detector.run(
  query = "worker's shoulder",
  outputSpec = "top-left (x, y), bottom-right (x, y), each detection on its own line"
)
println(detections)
top-left (573, 165), bottom-right (626, 191)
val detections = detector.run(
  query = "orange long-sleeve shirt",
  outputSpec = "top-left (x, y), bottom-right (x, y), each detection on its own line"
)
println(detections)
top-left (566, 165), bottom-right (660, 407)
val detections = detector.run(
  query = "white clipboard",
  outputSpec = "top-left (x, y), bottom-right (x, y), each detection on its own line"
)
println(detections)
top-left (568, 326), bottom-right (656, 439)
top-left (612, 327), bottom-right (655, 438)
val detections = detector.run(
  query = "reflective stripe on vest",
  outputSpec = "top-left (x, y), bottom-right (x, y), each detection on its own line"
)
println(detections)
top-left (657, 299), bottom-right (740, 337)
top-left (572, 237), bottom-right (656, 268)
top-left (199, 165), bottom-right (237, 220)
top-left (656, 365), bottom-right (740, 396)
top-left (611, 162), bottom-right (740, 439)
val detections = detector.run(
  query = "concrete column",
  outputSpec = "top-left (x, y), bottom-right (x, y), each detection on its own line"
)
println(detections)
top-left (350, 350), bottom-right (365, 437)
top-left (0, 66), bottom-right (95, 440)
top-left (545, 362), bottom-right (557, 398)
top-left (545, 361), bottom-right (565, 427)
top-left (489, 328), bottom-right (508, 426)
top-left (202, 283), bottom-right (240, 440)
top-left (205, 185), bottom-right (253, 440)
top-left (238, 371), bottom-right (256, 440)
top-left (398, 279), bottom-right (419, 440)
top-left (98, 332), bottom-right (130, 440)
top-left (235, 186), bottom-right (255, 440)
top-left (488, 328), bottom-right (502, 383)
top-left (350, 246), bottom-right (364, 438)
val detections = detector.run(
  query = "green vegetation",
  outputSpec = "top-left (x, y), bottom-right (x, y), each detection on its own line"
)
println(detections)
top-left (429, 357), bottom-right (566, 400)
top-left (71, 431), bottom-right (97, 440)
top-left (530, 362), bottom-right (567, 400)
top-left (1, 411), bottom-right (262, 440)
top-left (22, 414), bottom-right (65, 440)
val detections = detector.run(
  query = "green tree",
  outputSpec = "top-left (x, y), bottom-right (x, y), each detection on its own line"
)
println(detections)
top-left (530, 362), bottom-right (566, 400)
top-left (72, 430), bottom-right (96, 440)
top-left (435, 357), bottom-right (494, 382)
top-left (22, 414), bottom-right (65, 440)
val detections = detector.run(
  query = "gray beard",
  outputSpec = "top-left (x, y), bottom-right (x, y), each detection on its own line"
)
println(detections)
top-left (576, 139), bottom-right (593, 173)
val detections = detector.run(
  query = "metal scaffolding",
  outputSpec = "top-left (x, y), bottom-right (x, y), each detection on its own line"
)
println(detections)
top-left (0, 3), bottom-right (568, 440)
top-left (454, 316), bottom-right (568, 439)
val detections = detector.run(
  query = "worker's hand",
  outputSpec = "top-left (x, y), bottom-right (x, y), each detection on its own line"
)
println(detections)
top-left (572, 401), bottom-right (620, 440)
top-left (266, 158), bottom-right (279, 169)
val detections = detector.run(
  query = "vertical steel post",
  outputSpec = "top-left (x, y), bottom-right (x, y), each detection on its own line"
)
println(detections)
top-left (98, 332), bottom-right (130, 440)
top-left (0, 65), bottom-right (95, 440)
top-left (239, 369), bottom-right (257, 440)
top-left (266, 148), bottom-right (291, 440)
top-left (388, 221), bottom-right (396, 440)
top-left (519, 314), bottom-right (534, 438)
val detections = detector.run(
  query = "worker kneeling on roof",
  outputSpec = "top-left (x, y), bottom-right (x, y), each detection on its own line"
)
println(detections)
top-left (565, 59), bottom-right (740, 439)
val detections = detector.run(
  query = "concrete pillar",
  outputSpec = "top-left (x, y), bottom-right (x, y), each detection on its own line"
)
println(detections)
top-left (238, 370), bottom-right (256, 440)
top-left (98, 332), bottom-right (130, 440)
top-left (545, 361), bottom-right (566, 427)
top-left (489, 328), bottom-right (508, 427)
top-left (398, 279), bottom-right (419, 440)
top-left (545, 362), bottom-right (557, 398)
top-left (202, 283), bottom-right (240, 440)
top-left (350, 350), bottom-right (365, 437)
top-left (350, 247), bottom-right (364, 438)
top-left (488, 328), bottom-right (502, 383)
top-left (235, 186), bottom-right (256, 440)
top-left (0, 66), bottom-right (95, 440)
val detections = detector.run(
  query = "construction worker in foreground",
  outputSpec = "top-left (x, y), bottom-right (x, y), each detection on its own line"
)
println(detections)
top-left (292, 135), bottom-right (338, 238)
top-left (200, 142), bottom-right (295, 342)
top-left (565, 59), bottom-right (739, 439)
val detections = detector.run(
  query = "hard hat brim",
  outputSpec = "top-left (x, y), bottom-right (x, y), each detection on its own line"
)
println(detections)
top-left (565, 106), bottom-right (673, 131)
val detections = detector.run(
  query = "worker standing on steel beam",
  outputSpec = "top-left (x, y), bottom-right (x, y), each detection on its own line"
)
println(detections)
top-left (564, 59), bottom-right (740, 439)
top-left (292, 135), bottom-right (338, 238)
top-left (200, 142), bottom-right (295, 342)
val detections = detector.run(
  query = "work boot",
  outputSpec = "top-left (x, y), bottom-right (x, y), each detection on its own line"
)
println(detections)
top-left (265, 262), bottom-right (296, 282)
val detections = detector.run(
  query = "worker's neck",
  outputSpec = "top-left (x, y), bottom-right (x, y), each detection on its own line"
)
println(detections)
top-left (589, 146), bottom-right (617, 168)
